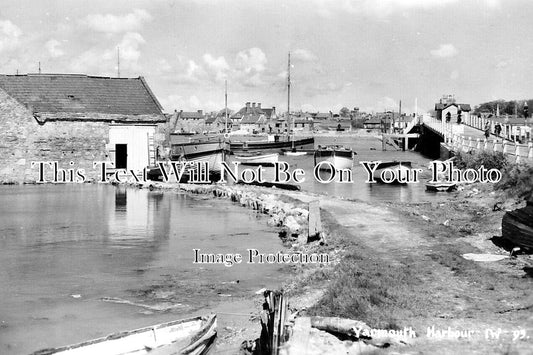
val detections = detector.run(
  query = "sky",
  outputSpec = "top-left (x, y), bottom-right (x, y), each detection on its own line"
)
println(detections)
top-left (0, 0), bottom-right (532, 114)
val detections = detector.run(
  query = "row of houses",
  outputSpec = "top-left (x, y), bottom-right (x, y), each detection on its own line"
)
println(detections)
top-left (173, 102), bottom-right (363, 134)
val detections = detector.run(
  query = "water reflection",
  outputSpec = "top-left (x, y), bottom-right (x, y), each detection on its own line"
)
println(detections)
top-left (0, 184), bottom-right (286, 355)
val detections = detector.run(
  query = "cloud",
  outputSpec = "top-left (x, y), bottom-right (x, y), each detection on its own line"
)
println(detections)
top-left (292, 49), bottom-right (318, 62)
top-left (377, 96), bottom-right (398, 110)
top-left (160, 94), bottom-right (222, 112)
top-left (116, 32), bottom-right (145, 64)
top-left (304, 81), bottom-right (351, 97)
top-left (430, 44), bottom-right (458, 58)
top-left (313, 0), bottom-right (499, 18)
top-left (450, 70), bottom-right (459, 80)
top-left (0, 20), bottom-right (22, 52)
top-left (84, 9), bottom-right (152, 33)
top-left (45, 39), bottom-right (64, 58)
top-left (69, 32), bottom-right (146, 75)
top-left (202, 54), bottom-right (230, 82)
top-left (235, 47), bottom-right (267, 74)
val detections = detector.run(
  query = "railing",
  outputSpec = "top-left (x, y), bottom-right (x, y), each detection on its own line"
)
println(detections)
top-left (462, 115), bottom-right (532, 143)
top-left (422, 115), bottom-right (533, 164)
top-left (401, 116), bottom-right (419, 134)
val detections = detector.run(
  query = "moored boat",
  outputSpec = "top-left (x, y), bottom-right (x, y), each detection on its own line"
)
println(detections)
top-left (31, 314), bottom-right (217, 355)
top-left (284, 151), bottom-right (307, 156)
top-left (425, 181), bottom-right (456, 192)
top-left (374, 161), bottom-right (412, 184)
top-left (313, 145), bottom-right (354, 171)
top-left (229, 136), bottom-right (314, 153)
top-left (502, 198), bottom-right (533, 250)
top-left (147, 139), bottom-right (228, 183)
top-left (233, 152), bottom-right (279, 166)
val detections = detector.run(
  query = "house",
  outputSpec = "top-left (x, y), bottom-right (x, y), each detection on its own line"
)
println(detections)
top-left (293, 118), bottom-right (314, 132)
top-left (435, 95), bottom-right (471, 123)
top-left (240, 114), bottom-right (268, 134)
top-left (268, 117), bottom-right (288, 134)
top-left (179, 110), bottom-right (205, 120)
top-left (231, 102), bottom-right (279, 132)
top-left (205, 108), bottom-right (232, 132)
top-left (312, 112), bottom-right (332, 120)
top-left (363, 117), bottom-right (384, 130)
top-left (0, 73), bottom-right (166, 182)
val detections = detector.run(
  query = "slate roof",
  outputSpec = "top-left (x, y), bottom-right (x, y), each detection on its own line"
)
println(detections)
top-left (240, 114), bottom-right (265, 124)
top-left (262, 108), bottom-right (275, 119)
top-left (364, 117), bottom-right (383, 125)
top-left (179, 111), bottom-right (205, 119)
top-left (313, 112), bottom-right (331, 119)
top-left (230, 106), bottom-right (265, 119)
top-left (0, 74), bottom-right (163, 116)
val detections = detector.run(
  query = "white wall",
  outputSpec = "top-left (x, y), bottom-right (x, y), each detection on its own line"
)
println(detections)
top-left (108, 125), bottom-right (156, 171)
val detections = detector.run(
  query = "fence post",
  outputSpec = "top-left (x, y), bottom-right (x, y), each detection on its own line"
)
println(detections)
top-left (476, 138), bottom-right (482, 151)
top-left (528, 143), bottom-right (533, 160)
top-left (515, 143), bottom-right (521, 164)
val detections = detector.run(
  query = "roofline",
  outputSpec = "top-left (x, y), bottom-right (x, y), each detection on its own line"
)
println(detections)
top-left (139, 76), bottom-right (164, 113)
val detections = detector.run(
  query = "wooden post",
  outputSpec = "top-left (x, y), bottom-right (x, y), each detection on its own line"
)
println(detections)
top-left (503, 142), bottom-right (509, 154)
top-left (308, 200), bottom-right (322, 243)
top-left (528, 143), bottom-right (533, 159)
top-left (515, 143), bottom-right (521, 164)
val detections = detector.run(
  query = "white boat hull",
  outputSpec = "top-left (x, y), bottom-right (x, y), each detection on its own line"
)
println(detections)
top-left (32, 315), bottom-right (217, 355)
top-left (233, 153), bottom-right (279, 166)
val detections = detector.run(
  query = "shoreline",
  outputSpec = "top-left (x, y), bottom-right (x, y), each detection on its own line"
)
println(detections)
top-left (2, 179), bottom-right (532, 354)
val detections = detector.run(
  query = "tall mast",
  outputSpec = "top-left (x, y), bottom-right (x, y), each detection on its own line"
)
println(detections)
top-left (287, 52), bottom-right (291, 130)
top-left (224, 80), bottom-right (228, 133)
top-left (117, 47), bottom-right (120, 78)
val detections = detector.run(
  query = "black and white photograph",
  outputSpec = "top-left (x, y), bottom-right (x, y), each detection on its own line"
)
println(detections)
top-left (0, 0), bottom-right (532, 354)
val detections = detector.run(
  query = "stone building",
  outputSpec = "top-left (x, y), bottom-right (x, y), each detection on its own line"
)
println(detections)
top-left (0, 73), bottom-right (167, 183)
top-left (435, 94), bottom-right (471, 123)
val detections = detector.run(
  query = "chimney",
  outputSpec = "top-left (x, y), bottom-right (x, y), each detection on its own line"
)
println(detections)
top-left (245, 102), bottom-right (251, 113)
top-left (197, 110), bottom-right (203, 115)
top-left (258, 103), bottom-right (261, 109)
top-left (252, 102), bottom-right (256, 108)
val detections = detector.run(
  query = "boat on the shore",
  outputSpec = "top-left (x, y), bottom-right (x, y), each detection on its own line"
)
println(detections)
top-left (147, 139), bottom-right (228, 183)
top-left (313, 145), bottom-right (354, 170)
top-left (229, 136), bottom-right (314, 153)
top-left (374, 161), bottom-right (412, 184)
top-left (425, 181), bottom-right (456, 192)
top-left (502, 198), bottom-right (533, 250)
top-left (31, 314), bottom-right (217, 355)
top-left (233, 151), bottom-right (279, 166)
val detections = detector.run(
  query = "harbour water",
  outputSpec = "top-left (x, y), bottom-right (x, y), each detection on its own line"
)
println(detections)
top-left (0, 184), bottom-right (288, 354)
top-left (0, 135), bottom-right (452, 354)
top-left (230, 135), bottom-right (448, 203)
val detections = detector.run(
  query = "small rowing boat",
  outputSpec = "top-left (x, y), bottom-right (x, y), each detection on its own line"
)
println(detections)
top-left (374, 161), bottom-right (412, 184)
top-left (313, 145), bottom-right (354, 171)
top-left (284, 151), bottom-right (307, 156)
top-left (31, 314), bottom-right (217, 355)
top-left (425, 181), bottom-right (456, 192)
top-left (233, 152), bottom-right (279, 166)
top-left (502, 197), bottom-right (533, 251)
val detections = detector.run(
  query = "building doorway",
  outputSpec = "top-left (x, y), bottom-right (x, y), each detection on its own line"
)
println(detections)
top-left (115, 144), bottom-right (128, 169)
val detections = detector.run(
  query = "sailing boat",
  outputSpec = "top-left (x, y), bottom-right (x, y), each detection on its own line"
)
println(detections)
top-left (230, 52), bottom-right (314, 153)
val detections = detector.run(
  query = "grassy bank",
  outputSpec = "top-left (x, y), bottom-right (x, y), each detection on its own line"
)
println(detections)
top-left (282, 152), bottom-right (533, 353)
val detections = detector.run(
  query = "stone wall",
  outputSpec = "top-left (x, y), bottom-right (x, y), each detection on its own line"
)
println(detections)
top-left (0, 89), bottom-right (167, 183)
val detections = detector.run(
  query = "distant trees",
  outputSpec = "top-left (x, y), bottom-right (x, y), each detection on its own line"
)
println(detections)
top-left (474, 99), bottom-right (533, 118)
top-left (339, 107), bottom-right (350, 118)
